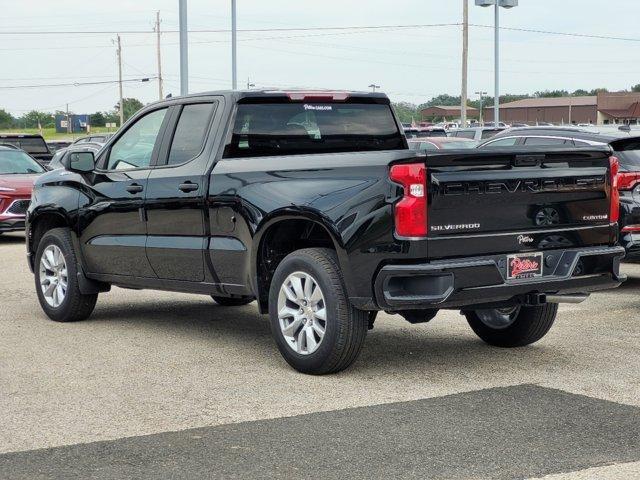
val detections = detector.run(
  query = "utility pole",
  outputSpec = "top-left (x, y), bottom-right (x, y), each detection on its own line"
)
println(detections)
top-left (461, 0), bottom-right (469, 127)
top-left (231, 0), bottom-right (237, 89)
top-left (66, 103), bottom-right (70, 134)
top-left (369, 84), bottom-right (380, 92)
top-left (493, 3), bottom-right (500, 125)
top-left (179, 0), bottom-right (188, 95)
top-left (155, 11), bottom-right (163, 100)
top-left (116, 34), bottom-right (124, 127)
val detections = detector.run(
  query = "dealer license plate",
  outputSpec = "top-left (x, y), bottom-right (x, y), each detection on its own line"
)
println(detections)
top-left (506, 252), bottom-right (543, 280)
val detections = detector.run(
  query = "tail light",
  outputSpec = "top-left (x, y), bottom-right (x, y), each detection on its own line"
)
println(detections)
top-left (617, 171), bottom-right (640, 191)
top-left (390, 163), bottom-right (427, 238)
top-left (609, 156), bottom-right (620, 224)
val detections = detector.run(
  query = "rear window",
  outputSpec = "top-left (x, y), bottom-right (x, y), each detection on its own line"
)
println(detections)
top-left (223, 102), bottom-right (404, 158)
top-left (456, 131), bottom-right (476, 139)
top-left (480, 129), bottom-right (503, 140)
top-left (0, 137), bottom-right (49, 153)
top-left (616, 150), bottom-right (640, 170)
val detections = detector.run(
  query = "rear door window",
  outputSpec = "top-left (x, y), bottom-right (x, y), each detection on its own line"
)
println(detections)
top-left (223, 102), bottom-right (404, 158)
top-left (480, 129), bottom-right (502, 140)
top-left (456, 131), bottom-right (476, 139)
top-left (167, 103), bottom-right (216, 165)
top-left (524, 137), bottom-right (570, 146)
top-left (484, 137), bottom-right (519, 147)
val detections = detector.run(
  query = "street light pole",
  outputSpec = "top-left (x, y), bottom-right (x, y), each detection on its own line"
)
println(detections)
top-left (493, 3), bottom-right (500, 125)
top-left (231, 0), bottom-right (237, 90)
top-left (475, 0), bottom-right (518, 126)
top-left (179, 0), bottom-right (188, 95)
top-left (369, 84), bottom-right (380, 92)
top-left (475, 91), bottom-right (487, 124)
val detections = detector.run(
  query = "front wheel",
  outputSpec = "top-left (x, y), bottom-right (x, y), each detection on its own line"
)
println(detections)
top-left (268, 248), bottom-right (368, 375)
top-left (464, 303), bottom-right (558, 348)
top-left (34, 228), bottom-right (98, 322)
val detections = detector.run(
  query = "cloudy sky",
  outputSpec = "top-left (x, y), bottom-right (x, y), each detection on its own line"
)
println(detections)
top-left (1, 0), bottom-right (639, 115)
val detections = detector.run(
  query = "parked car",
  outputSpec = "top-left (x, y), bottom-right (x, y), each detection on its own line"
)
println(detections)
top-left (479, 126), bottom-right (640, 258)
top-left (47, 140), bottom-right (72, 153)
top-left (72, 133), bottom-right (114, 146)
top-left (407, 137), bottom-right (478, 150)
top-left (0, 133), bottom-right (52, 164)
top-left (450, 126), bottom-right (506, 141)
top-left (48, 143), bottom-right (102, 170)
top-left (0, 146), bottom-right (45, 234)
top-left (26, 90), bottom-right (624, 374)
top-left (404, 127), bottom-right (447, 138)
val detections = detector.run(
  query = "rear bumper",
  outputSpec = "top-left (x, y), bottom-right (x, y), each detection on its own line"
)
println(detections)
top-left (374, 245), bottom-right (625, 310)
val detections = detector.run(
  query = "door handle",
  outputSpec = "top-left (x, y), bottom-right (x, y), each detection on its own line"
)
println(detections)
top-left (126, 183), bottom-right (144, 194)
top-left (178, 181), bottom-right (199, 193)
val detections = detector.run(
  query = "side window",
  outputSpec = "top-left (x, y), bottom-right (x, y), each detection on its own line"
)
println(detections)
top-left (106, 108), bottom-right (168, 170)
top-left (420, 142), bottom-right (438, 151)
top-left (167, 103), bottom-right (216, 165)
top-left (484, 137), bottom-right (519, 147)
top-left (458, 131), bottom-right (476, 139)
top-left (523, 137), bottom-right (568, 146)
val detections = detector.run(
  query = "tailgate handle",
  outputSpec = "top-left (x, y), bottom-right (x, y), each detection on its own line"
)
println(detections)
top-left (513, 154), bottom-right (544, 167)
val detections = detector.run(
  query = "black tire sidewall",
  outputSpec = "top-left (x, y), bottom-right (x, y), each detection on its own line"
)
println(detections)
top-left (268, 250), bottom-right (347, 373)
top-left (34, 229), bottom-right (82, 322)
top-left (466, 303), bottom-right (558, 348)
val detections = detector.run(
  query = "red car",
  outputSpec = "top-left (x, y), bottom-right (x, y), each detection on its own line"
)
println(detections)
top-left (0, 146), bottom-right (45, 235)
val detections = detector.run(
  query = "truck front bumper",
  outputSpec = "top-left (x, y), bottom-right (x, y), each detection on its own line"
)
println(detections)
top-left (374, 246), bottom-right (625, 311)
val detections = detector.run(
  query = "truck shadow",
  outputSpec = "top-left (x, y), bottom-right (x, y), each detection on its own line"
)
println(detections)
top-left (0, 233), bottom-right (25, 245)
top-left (86, 297), bottom-right (559, 376)
top-left (614, 275), bottom-right (640, 291)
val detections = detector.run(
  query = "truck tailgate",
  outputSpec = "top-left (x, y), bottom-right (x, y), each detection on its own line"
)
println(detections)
top-left (425, 148), bottom-right (616, 260)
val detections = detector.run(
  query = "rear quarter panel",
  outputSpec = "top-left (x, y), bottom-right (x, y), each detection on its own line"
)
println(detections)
top-left (208, 150), bottom-right (426, 301)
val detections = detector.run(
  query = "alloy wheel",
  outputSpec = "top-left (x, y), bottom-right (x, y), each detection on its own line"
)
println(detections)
top-left (475, 306), bottom-right (521, 330)
top-left (277, 271), bottom-right (327, 355)
top-left (39, 244), bottom-right (68, 308)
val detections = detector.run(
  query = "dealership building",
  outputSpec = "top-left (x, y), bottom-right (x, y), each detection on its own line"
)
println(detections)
top-left (483, 92), bottom-right (640, 125)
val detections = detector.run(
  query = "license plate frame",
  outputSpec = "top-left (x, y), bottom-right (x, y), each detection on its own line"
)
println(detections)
top-left (506, 252), bottom-right (544, 280)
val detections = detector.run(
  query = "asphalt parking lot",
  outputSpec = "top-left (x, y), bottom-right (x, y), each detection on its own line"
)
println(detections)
top-left (0, 231), bottom-right (639, 479)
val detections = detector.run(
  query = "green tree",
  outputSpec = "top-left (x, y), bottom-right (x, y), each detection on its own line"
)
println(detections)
top-left (392, 102), bottom-right (418, 124)
top-left (572, 89), bottom-right (590, 96)
top-left (534, 90), bottom-right (569, 98)
top-left (113, 97), bottom-right (144, 122)
top-left (90, 111), bottom-right (106, 127)
top-left (17, 110), bottom-right (54, 129)
top-left (0, 109), bottom-right (15, 129)
top-left (631, 84), bottom-right (640, 93)
top-left (589, 87), bottom-right (608, 95)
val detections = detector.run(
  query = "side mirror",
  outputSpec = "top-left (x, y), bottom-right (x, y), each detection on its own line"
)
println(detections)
top-left (64, 151), bottom-right (95, 173)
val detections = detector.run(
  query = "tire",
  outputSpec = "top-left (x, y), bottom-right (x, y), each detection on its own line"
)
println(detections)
top-left (34, 227), bottom-right (98, 322)
top-left (465, 303), bottom-right (558, 348)
top-left (211, 295), bottom-right (254, 306)
top-left (268, 248), bottom-right (368, 375)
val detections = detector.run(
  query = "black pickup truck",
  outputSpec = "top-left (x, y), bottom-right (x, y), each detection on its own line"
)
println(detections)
top-left (26, 90), bottom-right (624, 374)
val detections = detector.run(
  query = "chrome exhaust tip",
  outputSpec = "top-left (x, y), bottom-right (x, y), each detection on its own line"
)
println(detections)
top-left (545, 294), bottom-right (589, 304)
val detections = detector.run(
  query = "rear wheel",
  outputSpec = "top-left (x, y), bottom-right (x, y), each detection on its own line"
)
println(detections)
top-left (464, 303), bottom-right (558, 347)
top-left (268, 248), bottom-right (368, 375)
top-left (211, 295), bottom-right (253, 306)
top-left (34, 228), bottom-right (98, 322)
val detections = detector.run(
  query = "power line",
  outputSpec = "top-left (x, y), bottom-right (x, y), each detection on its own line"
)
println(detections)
top-left (1, 23), bottom-right (638, 44)
top-left (0, 23), bottom-right (461, 35)
top-left (470, 23), bottom-right (640, 43)
top-left (0, 77), bottom-right (156, 90)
